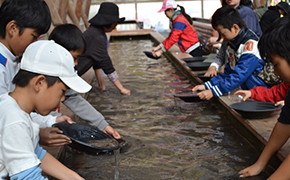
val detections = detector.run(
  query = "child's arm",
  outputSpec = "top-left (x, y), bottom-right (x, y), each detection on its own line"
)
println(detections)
top-left (40, 153), bottom-right (84, 180)
top-left (63, 89), bottom-right (122, 139)
top-left (250, 82), bottom-right (289, 103)
top-left (205, 41), bottom-right (227, 77)
top-left (239, 122), bottom-right (290, 178)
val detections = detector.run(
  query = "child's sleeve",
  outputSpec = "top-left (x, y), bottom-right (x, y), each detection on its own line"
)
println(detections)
top-left (160, 21), bottom-right (186, 52)
top-left (209, 41), bottom-right (228, 71)
top-left (250, 82), bottom-right (289, 103)
top-left (0, 65), bottom-right (9, 95)
top-left (62, 89), bottom-right (109, 131)
top-left (30, 112), bottom-right (57, 128)
top-left (206, 53), bottom-right (260, 97)
top-left (11, 166), bottom-right (48, 180)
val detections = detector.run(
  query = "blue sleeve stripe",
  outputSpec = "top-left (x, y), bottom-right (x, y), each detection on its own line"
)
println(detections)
top-left (212, 85), bottom-right (222, 97)
top-left (173, 21), bottom-right (187, 31)
top-left (0, 53), bottom-right (7, 67)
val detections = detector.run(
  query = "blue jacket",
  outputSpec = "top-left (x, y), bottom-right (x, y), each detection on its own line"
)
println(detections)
top-left (204, 27), bottom-right (269, 97)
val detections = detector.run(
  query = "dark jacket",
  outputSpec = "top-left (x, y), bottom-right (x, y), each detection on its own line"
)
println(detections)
top-left (259, 6), bottom-right (280, 32)
top-left (77, 25), bottom-right (115, 76)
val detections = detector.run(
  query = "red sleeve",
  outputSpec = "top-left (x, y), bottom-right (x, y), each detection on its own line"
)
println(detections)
top-left (250, 82), bottom-right (290, 102)
top-left (162, 28), bottom-right (183, 50)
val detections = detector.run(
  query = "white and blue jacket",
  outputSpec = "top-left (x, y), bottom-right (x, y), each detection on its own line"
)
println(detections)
top-left (204, 27), bottom-right (269, 97)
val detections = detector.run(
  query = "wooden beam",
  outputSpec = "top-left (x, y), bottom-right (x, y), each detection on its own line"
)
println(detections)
top-left (58, 0), bottom-right (69, 23)
top-left (45, 0), bottom-right (63, 25)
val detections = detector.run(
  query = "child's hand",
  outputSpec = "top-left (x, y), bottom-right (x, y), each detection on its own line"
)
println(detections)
top-left (204, 66), bottom-right (217, 77)
top-left (238, 163), bottom-right (264, 178)
top-left (192, 84), bottom-right (206, 91)
top-left (275, 100), bottom-right (285, 106)
top-left (234, 90), bottom-right (251, 101)
top-left (39, 127), bottom-right (72, 147)
top-left (103, 125), bottom-right (121, 139)
top-left (120, 88), bottom-right (131, 95)
top-left (153, 49), bottom-right (163, 58)
top-left (56, 115), bottom-right (74, 124)
top-left (197, 89), bottom-right (213, 100)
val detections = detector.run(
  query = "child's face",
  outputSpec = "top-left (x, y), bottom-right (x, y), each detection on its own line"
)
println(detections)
top-left (225, 0), bottom-right (240, 8)
top-left (270, 54), bottom-right (290, 84)
top-left (165, 8), bottom-right (174, 19)
top-left (70, 49), bottom-right (84, 66)
top-left (35, 80), bottom-right (68, 116)
top-left (10, 27), bottom-right (39, 57)
top-left (216, 24), bottom-right (240, 42)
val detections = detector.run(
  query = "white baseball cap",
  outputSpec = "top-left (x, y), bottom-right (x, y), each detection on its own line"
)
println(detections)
top-left (158, 0), bottom-right (177, 13)
top-left (20, 40), bottom-right (92, 93)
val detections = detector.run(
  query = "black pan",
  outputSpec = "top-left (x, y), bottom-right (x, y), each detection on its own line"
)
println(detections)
top-left (182, 56), bottom-right (207, 63)
top-left (229, 101), bottom-right (282, 119)
top-left (53, 122), bottom-right (120, 155)
top-left (186, 62), bottom-right (211, 71)
top-left (143, 51), bottom-right (161, 59)
top-left (194, 72), bottom-right (218, 82)
top-left (173, 91), bottom-right (202, 102)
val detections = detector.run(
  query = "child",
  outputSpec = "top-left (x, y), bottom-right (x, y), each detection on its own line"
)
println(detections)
top-left (47, 24), bottom-right (121, 141)
top-left (151, 0), bottom-right (203, 58)
top-left (0, 0), bottom-right (73, 147)
top-left (205, 0), bottom-right (262, 77)
top-left (76, 2), bottom-right (130, 95)
top-left (234, 82), bottom-right (289, 106)
top-left (192, 6), bottom-right (269, 100)
top-left (238, 16), bottom-right (290, 179)
top-left (0, 40), bottom-right (88, 179)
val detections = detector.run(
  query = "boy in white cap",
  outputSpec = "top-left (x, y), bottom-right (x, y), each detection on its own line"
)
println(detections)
top-left (0, 40), bottom-right (89, 179)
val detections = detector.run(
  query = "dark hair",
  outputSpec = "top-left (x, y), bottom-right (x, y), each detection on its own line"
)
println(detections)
top-left (0, 0), bottom-right (51, 38)
top-left (177, 5), bottom-right (192, 25)
top-left (221, 0), bottom-right (252, 7)
top-left (12, 69), bottom-right (61, 87)
top-left (211, 6), bottom-right (245, 30)
top-left (49, 24), bottom-right (86, 52)
top-left (258, 16), bottom-right (290, 64)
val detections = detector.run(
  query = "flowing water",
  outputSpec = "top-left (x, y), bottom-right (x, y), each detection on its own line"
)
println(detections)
top-left (59, 40), bottom-right (271, 180)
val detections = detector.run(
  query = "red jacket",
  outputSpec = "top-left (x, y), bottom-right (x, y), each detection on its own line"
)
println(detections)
top-left (162, 14), bottom-right (199, 52)
top-left (250, 82), bottom-right (290, 103)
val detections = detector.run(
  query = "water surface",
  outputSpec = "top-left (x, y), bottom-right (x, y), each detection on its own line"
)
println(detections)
top-left (60, 40), bottom-right (270, 180)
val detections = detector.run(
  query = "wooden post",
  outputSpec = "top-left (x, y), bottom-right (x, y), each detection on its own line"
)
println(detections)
top-left (68, 4), bottom-right (82, 29)
top-left (75, 0), bottom-right (83, 21)
top-left (45, 0), bottom-right (63, 25)
top-left (58, 0), bottom-right (69, 23)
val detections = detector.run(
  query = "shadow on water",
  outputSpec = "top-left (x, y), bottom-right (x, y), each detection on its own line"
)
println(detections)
top-left (59, 40), bottom-right (271, 179)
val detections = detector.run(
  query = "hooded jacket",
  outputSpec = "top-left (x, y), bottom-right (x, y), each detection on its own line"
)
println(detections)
top-left (204, 27), bottom-right (269, 97)
top-left (160, 11), bottom-right (199, 53)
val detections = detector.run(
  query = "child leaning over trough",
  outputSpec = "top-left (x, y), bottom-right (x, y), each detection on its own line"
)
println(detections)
top-left (151, 0), bottom-right (204, 58)
top-left (0, 0), bottom-right (74, 147)
top-left (192, 6), bottom-right (270, 100)
top-left (47, 24), bottom-right (121, 140)
top-left (239, 16), bottom-right (290, 179)
top-left (0, 40), bottom-right (89, 179)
